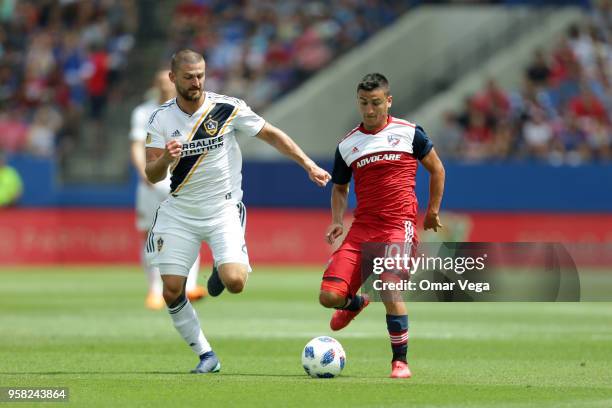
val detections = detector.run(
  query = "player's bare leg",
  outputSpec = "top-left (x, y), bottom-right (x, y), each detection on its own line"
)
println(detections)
top-left (319, 280), bottom-right (370, 331)
top-left (216, 263), bottom-right (248, 294)
top-left (384, 301), bottom-right (411, 379)
top-left (141, 232), bottom-right (164, 310)
top-left (161, 267), bottom-right (219, 373)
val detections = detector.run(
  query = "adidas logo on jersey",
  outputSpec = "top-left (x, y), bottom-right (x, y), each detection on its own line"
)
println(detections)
top-left (171, 129), bottom-right (182, 138)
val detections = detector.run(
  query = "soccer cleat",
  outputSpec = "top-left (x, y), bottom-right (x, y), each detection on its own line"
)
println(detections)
top-left (390, 360), bottom-right (412, 378)
top-left (145, 293), bottom-right (165, 310)
top-left (191, 351), bottom-right (221, 374)
top-left (186, 285), bottom-right (208, 302)
top-left (329, 295), bottom-right (370, 331)
top-left (206, 266), bottom-right (225, 297)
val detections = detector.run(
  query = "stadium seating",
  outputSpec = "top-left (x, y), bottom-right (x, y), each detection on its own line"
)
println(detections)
top-left (0, 0), bottom-right (137, 161)
top-left (437, 7), bottom-right (612, 163)
top-left (161, 0), bottom-right (416, 112)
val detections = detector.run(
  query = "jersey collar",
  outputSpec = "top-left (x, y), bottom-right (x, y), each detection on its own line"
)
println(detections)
top-left (358, 115), bottom-right (393, 135)
top-left (176, 93), bottom-right (210, 117)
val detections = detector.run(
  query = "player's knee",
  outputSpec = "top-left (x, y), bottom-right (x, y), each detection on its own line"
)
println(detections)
top-left (162, 281), bottom-right (184, 305)
top-left (319, 291), bottom-right (345, 308)
top-left (163, 286), bottom-right (183, 305)
top-left (225, 275), bottom-right (245, 293)
top-left (219, 265), bottom-right (248, 293)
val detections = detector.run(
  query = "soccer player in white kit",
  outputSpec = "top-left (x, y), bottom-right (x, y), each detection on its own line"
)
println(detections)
top-left (144, 50), bottom-right (331, 373)
top-left (130, 70), bottom-right (206, 310)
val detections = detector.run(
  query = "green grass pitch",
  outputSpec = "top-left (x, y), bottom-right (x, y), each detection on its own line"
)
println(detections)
top-left (0, 266), bottom-right (611, 407)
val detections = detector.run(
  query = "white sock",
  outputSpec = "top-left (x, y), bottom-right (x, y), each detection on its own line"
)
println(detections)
top-left (161, 263), bottom-right (211, 356)
top-left (142, 245), bottom-right (162, 296)
top-left (168, 297), bottom-right (212, 356)
top-left (185, 254), bottom-right (201, 291)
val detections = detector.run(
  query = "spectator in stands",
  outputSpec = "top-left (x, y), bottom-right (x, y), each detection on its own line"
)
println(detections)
top-left (491, 119), bottom-right (515, 160)
top-left (555, 111), bottom-right (591, 165)
top-left (584, 116), bottom-right (611, 159)
top-left (511, 75), bottom-right (558, 123)
top-left (86, 42), bottom-right (110, 121)
top-left (26, 104), bottom-right (62, 157)
top-left (522, 106), bottom-right (554, 160)
top-left (437, 110), bottom-right (463, 159)
top-left (526, 48), bottom-right (551, 87)
top-left (478, 78), bottom-right (511, 120)
top-left (567, 23), bottom-right (597, 76)
top-left (568, 83), bottom-right (609, 124)
top-left (463, 107), bottom-right (495, 161)
top-left (0, 109), bottom-right (28, 152)
top-left (0, 149), bottom-right (23, 208)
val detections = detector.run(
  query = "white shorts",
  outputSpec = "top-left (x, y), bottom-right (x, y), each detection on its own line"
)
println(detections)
top-left (135, 181), bottom-right (171, 231)
top-left (146, 199), bottom-right (249, 275)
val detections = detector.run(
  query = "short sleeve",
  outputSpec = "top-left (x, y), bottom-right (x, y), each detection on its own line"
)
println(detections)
top-left (129, 105), bottom-right (149, 142)
top-left (232, 100), bottom-right (266, 137)
top-left (331, 146), bottom-right (352, 184)
top-left (412, 125), bottom-right (433, 160)
top-left (145, 109), bottom-right (166, 149)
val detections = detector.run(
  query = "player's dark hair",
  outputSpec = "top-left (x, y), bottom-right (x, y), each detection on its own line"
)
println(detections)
top-left (171, 49), bottom-right (204, 73)
top-left (357, 73), bottom-right (390, 95)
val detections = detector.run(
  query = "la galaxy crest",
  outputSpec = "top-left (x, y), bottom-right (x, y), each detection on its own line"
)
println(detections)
top-left (204, 118), bottom-right (219, 136)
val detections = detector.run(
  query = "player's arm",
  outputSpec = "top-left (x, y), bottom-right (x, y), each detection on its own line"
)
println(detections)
top-left (144, 139), bottom-right (181, 184)
top-left (420, 147), bottom-right (445, 232)
top-left (255, 122), bottom-right (330, 187)
top-left (130, 107), bottom-right (153, 185)
top-left (131, 140), bottom-right (151, 185)
top-left (326, 183), bottom-right (349, 244)
top-left (325, 146), bottom-right (352, 244)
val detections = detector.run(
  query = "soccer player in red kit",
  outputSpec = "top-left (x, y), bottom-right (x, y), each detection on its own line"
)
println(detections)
top-left (319, 73), bottom-right (445, 378)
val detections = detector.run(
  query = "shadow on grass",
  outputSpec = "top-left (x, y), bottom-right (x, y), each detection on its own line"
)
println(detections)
top-left (0, 371), bottom-right (310, 378)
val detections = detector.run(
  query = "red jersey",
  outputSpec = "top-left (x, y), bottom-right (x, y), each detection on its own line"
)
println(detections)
top-left (332, 115), bottom-right (433, 225)
top-left (87, 51), bottom-right (109, 96)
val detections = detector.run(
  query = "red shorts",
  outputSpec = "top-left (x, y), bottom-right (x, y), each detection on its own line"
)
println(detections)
top-left (321, 218), bottom-right (418, 298)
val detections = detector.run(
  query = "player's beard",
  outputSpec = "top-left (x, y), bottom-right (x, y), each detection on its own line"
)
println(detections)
top-left (177, 84), bottom-right (203, 101)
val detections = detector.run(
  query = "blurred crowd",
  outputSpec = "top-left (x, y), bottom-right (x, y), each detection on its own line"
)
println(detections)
top-left (166, 0), bottom-right (416, 111)
top-left (3, 0), bottom-right (610, 167)
top-left (0, 0), bottom-right (137, 158)
top-left (439, 2), bottom-right (612, 164)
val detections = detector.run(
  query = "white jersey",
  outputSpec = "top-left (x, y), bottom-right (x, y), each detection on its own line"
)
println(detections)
top-left (130, 99), bottom-right (172, 193)
top-left (145, 92), bottom-right (265, 214)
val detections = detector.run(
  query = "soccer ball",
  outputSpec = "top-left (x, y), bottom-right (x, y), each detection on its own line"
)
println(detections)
top-left (301, 336), bottom-right (346, 378)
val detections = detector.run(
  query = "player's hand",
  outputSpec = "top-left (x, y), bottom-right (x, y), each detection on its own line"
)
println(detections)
top-left (325, 222), bottom-right (344, 245)
top-left (423, 211), bottom-right (443, 232)
top-left (307, 164), bottom-right (331, 187)
top-left (163, 139), bottom-right (182, 164)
